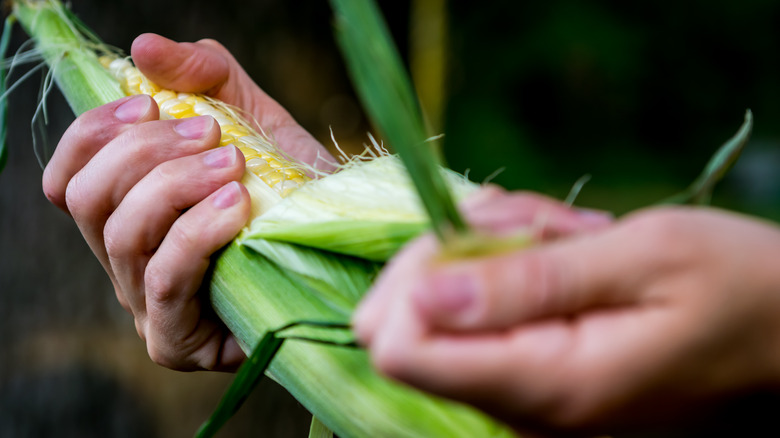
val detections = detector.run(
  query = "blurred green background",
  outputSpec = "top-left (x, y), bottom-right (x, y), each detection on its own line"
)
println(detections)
top-left (2, 0), bottom-right (780, 437)
top-left (443, 0), bottom-right (780, 218)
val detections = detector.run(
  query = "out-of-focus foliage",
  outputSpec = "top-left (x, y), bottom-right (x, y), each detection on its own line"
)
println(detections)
top-left (442, 0), bottom-right (780, 218)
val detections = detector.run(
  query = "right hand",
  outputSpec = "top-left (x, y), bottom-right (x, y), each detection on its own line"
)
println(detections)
top-left (41, 33), bottom-right (333, 371)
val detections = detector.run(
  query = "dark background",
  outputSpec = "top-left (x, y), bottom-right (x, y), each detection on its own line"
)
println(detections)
top-left (3, 0), bottom-right (780, 437)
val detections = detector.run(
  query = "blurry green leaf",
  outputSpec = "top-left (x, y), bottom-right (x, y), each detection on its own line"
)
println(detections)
top-left (663, 110), bottom-right (753, 205)
top-left (309, 416), bottom-right (334, 438)
top-left (195, 321), bottom-right (355, 438)
top-left (329, 0), bottom-right (468, 240)
top-left (195, 330), bottom-right (284, 438)
top-left (0, 16), bottom-right (16, 174)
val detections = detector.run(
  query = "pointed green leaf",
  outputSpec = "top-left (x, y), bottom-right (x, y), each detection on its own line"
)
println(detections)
top-left (662, 110), bottom-right (753, 205)
top-left (195, 330), bottom-right (284, 438)
top-left (309, 416), bottom-right (334, 438)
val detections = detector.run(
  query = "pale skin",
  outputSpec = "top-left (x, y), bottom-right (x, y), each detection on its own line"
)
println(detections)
top-left (45, 33), bottom-right (780, 435)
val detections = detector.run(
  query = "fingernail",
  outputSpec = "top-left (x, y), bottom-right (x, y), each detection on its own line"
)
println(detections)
top-left (213, 181), bottom-right (242, 209)
top-left (575, 208), bottom-right (614, 227)
top-left (115, 95), bottom-right (150, 123)
top-left (175, 116), bottom-right (212, 139)
top-left (417, 272), bottom-right (477, 314)
top-left (204, 145), bottom-right (237, 169)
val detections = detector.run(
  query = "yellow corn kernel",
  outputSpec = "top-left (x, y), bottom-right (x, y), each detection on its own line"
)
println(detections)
top-left (166, 102), bottom-right (197, 119)
top-left (139, 81), bottom-right (160, 95)
top-left (261, 171), bottom-right (285, 187)
top-left (153, 90), bottom-right (177, 105)
top-left (237, 146), bottom-right (260, 160)
top-left (219, 133), bottom-right (237, 147)
top-left (102, 56), bottom-right (310, 197)
top-left (246, 158), bottom-right (272, 174)
top-left (123, 75), bottom-right (142, 94)
top-left (222, 124), bottom-right (251, 138)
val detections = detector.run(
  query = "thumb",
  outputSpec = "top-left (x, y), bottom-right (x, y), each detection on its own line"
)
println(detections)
top-left (413, 218), bottom-right (656, 331)
top-left (130, 33), bottom-right (231, 95)
top-left (130, 33), bottom-right (335, 170)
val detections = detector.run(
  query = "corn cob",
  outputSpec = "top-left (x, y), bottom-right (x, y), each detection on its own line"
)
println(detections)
top-left (100, 56), bottom-right (308, 200)
top-left (10, 1), bottom-right (516, 437)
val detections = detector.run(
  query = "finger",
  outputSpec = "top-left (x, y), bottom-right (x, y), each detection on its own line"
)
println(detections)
top-left (130, 33), bottom-right (230, 96)
top-left (372, 319), bottom-right (577, 425)
top-left (66, 115), bottom-right (220, 265)
top-left (104, 145), bottom-right (245, 318)
top-left (413, 209), bottom-right (683, 332)
top-left (142, 181), bottom-right (250, 370)
top-left (371, 308), bottom-right (671, 434)
top-left (43, 95), bottom-right (158, 212)
top-left (352, 234), bottom-right (439, 346)
top-left (462, 187), bottom-right (613, 239)
top-left (130, 33), bottom-right (335, 171)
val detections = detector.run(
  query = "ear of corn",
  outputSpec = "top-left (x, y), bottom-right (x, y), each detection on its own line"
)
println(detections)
top-left (98, 55), bottom-right (310, 217)
top-left (10, 1), bottom-right (517, 437)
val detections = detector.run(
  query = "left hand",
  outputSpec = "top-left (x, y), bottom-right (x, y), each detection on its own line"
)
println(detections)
top-left (354, 189), bottom-right (780, 436)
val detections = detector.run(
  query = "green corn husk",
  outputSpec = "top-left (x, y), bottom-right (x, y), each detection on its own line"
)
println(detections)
top-left (242, 155), bottom-right (478, 261)
top-left (9, 1), bottom-right (516, 437)
top-left (11, 1), bottom-right (124, 116)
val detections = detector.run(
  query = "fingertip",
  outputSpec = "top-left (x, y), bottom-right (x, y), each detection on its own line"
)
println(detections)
top-left (114, 94), bottom-right (156, 123)
top-left (130, 33), bottom-right (174, 63)
top-left (212, 181), bottom-right (250, 216)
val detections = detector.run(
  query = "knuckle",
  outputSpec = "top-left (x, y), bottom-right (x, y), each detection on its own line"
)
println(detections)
top-left (144, 263), bottom-right (177, 305)
top-left (169, 218), bottom-right (200, 255)
top-left (103, 216), bottom-right (127, 260)
top-left (148, 159), bottom-right (179, 188)
top-left (146, 339), bottom-right (176, 369)
top-left (64, 172), bottom-right (98, 221)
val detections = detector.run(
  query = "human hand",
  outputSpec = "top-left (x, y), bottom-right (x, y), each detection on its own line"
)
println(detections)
top-left (41, 34), bottom-right (332, 371)
top-left (354, 191), bottom-right (780, 436)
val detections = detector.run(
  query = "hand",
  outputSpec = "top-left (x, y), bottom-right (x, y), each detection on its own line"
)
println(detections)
top-left (354, 191), bottom-right (780, 436)
top-left (41, 34), bottom-right (332, 371)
